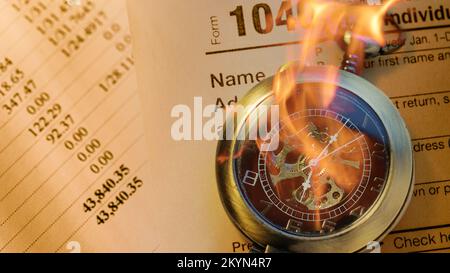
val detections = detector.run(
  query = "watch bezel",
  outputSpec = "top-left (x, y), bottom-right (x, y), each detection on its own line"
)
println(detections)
top-left (216, 66), bottom-right (414, 253)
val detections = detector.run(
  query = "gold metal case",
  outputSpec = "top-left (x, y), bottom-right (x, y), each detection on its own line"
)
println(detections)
top-left (216, 66), bottom-right (414, 253)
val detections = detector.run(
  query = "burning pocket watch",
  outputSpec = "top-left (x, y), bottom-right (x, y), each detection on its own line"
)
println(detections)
top-left (216, 59), bottom-right (414, 252)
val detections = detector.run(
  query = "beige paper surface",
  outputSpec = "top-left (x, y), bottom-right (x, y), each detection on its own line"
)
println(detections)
top-left (128, 0), bottom-right (450, 253)
top-left (0, 0), bottom-right (158, 252)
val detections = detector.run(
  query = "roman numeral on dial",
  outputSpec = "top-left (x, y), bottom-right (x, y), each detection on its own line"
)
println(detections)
top-left (320, 220), bottom-right (336, 234)
top-left (370, 177), bottom-right (385, 193)
top-left (242, 170), bottom-right (258, 186)
top-left (286, 219), bottom-right (303, 233)
top-left (260, 200), bottom-right (273, 215)
top-left (371, 143), bottom-right (386, 160)
top-left (350, 206), bottom-right (366, 217)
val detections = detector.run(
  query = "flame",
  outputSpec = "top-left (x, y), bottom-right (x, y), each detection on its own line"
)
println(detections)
top-left (274, 0), bottom-right (399, 138)
top-left (269, 0), bottom-right (398, 231)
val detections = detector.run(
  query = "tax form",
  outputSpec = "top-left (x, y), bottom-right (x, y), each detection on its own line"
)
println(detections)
top-left (0, 0), bottom-right (158, 252)
top-left (128, 0), bottom-right (450, 253)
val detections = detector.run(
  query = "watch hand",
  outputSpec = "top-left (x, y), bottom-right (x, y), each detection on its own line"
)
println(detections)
top-left (315, 118), bottom-right (349, 160)
top-left (301, 119), bottom-right (350, 172)
top-left (294, 135), bottom-right (363, 206)
top-left (316, 134), bottom-right (365, 162)
top-left (299, 168), bottom-right (313, 202)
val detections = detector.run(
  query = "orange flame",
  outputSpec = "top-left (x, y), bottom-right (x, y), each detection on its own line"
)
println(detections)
top-left (269, 0), bottom-right (398, 230)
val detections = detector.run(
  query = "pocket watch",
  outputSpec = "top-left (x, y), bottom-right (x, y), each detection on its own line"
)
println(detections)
top-left (215, 39), bottom-right (414, 252)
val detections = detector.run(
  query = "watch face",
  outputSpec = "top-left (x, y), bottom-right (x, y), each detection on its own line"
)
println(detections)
top-left (233, 83), bottom-right (390, 236)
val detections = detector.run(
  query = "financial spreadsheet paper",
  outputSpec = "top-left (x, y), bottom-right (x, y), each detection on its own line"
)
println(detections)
top-left (0, 0), bottom-right (158, 252)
